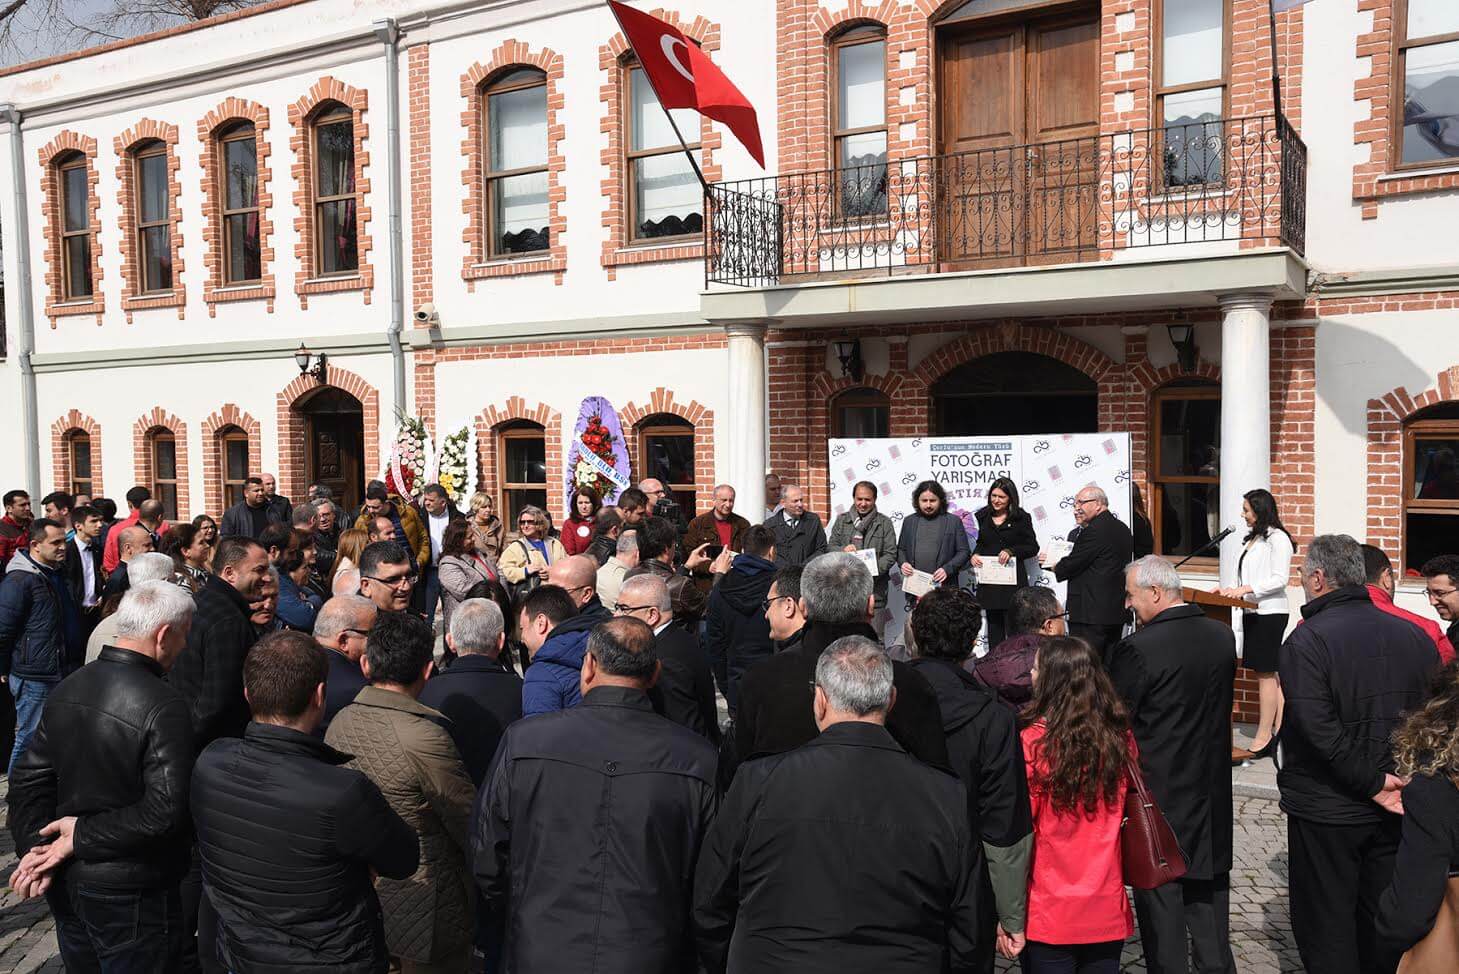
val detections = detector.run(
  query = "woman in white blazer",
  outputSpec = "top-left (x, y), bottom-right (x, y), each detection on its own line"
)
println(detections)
top-left (1219, 488), bottom-right (1295, 762)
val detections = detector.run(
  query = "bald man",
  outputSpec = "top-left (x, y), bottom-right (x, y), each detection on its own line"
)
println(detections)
top-left (102, 526), bottom-right (156, 599)
top-left (522, 559), bottom-right (614, 716)
top-left (547, 555), bottom-right (608, 616)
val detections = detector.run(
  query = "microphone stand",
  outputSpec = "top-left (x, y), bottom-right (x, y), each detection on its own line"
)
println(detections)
top-left (1173, 529), bottom-right (1234, 570)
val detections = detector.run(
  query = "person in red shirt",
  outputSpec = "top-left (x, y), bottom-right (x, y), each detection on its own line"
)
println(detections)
top-left (561, 486), bottom-right (601, 557)
top-left (1362, 544), bottom-right (1454, 664)
top-left (0, 490), bottom-right (33, 572)
top-left (1016, 635), bottom-right (1136, 972)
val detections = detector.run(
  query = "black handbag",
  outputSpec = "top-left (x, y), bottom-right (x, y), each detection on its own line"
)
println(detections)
top-left (505, 539), bottom-right (542, 606)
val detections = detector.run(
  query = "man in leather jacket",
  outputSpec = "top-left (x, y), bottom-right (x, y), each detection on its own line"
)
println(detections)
top-left (7, 580), bottom-right (196, 972)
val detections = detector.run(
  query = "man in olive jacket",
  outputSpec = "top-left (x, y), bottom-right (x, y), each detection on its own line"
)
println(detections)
top-left (824, 480), bottom-right (897, 627)
top-left (326, 611), bottom-right (475, 972)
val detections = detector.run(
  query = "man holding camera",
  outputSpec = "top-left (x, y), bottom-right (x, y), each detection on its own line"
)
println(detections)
top-left (639, 478), bottom-right (690, 542)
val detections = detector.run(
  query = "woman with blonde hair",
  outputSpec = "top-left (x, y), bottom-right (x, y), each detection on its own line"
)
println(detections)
top-left (330, 527), bottom-right (368, 590)
top-left (1376, 660), bottom-right (1459, 961)
top-left (498, 505), bottom-right (566, 594)
top-left (468, 491), bottom-right (505, 560)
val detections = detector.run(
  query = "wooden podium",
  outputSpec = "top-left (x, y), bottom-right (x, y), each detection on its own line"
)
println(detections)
top-left (1181, 587), bottom-right (1259, 760)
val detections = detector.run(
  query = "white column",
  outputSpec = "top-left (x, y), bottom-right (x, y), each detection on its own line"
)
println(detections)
top-left (1218, 292), bottom-right (1273, 585)
top-left (725, 322), bottom-right (769, 519)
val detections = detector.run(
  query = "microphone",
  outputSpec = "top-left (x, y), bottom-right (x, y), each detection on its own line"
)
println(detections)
top-left (1173, 524), bottom-right (1241, 570)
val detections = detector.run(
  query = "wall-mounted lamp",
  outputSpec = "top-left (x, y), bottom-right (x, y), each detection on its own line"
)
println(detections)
top-left (833, 338), bottom-right (864, 382)
top-left (294, 343), bottom-right (329, 385)
top-left (1166, 322), bottom-right (1197, 374)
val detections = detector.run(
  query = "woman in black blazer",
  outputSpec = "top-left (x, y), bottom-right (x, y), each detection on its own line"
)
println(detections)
top-left (897, 480), bottom-right (972, 606)
top-left (972, 477), bottom-right (1040, 649)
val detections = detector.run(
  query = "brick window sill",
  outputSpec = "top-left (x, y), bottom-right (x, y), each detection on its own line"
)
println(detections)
top-left (464, 255), bottom-right (566, 280)
top-left (203, 282), bottom-right (277, 313)
top-left (603, 238), bottom-right (705, 270)
top-left (46, 300), bottom-right (105, 323)
top-left (121, 293), bottom-right (185, 312)
top-left (298, 274), bottom-right (368, 295)
top-left (1364, 169), bottom-right (1459, 202)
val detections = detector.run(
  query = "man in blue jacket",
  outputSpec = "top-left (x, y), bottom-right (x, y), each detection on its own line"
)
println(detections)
top-left (704, 525), bottom-right (778, 712)
top-left (0, 519), bottom-right (85, 771)
top-left (519, 561), bottom-right (611, 715)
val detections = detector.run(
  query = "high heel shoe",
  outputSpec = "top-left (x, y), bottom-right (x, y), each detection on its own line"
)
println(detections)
top-left (1248, 732), bottom-right (1281, 770)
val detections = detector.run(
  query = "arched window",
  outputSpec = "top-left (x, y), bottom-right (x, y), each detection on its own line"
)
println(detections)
top-left (217, 121), bottom-right (262, 283)
top-left (150, 430), bottom-right (179, 520)
top-left (219, 426), bottom-right (251, 509)
top-left (1150, 380), bottom-right (1221, 559)
top-left (56, 152), bottom-right (94, 300)
top-left (484, 68), bottom-right (550, 256)
top-left (131, 139), bottom-right (173, 293)
top-left (831, 386), bottom-right (891, 438)
top-left (638, 414), bottom-right (696, 514)
top-left (831, 24), bottom-right (887, 217)
top-left (498, 420), bottom-right (547, 527)
top-left (1403, 402), bottom-right (1459, 572)
top-left (312, 102), bottom-right (358, 274)
top-left (625, 57), bottom-right (702, 240)
top-left (67, 431), bottom-right (93, 497)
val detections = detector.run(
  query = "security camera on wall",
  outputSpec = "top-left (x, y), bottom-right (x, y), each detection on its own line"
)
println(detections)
top-left (414, 303), bottom-right (439, 325)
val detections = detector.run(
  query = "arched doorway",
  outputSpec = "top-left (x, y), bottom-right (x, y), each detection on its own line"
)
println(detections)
top-left (299, 387), bottom-right (365, 512)
top-left (932, 351), bottom-right (1097, 435)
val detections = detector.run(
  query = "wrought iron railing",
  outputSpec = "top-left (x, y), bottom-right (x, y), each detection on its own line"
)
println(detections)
top-left (705, 113), bottom-right (1307, 288)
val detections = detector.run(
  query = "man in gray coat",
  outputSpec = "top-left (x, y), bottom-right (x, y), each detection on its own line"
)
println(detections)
top-left (825, 480), bottom-right (897, 635)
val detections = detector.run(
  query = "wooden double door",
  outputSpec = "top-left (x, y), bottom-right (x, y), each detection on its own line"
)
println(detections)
top-left (301, 388), bottom-right (365, 513)
top-left (937, 5), bottom-right (1100, 269)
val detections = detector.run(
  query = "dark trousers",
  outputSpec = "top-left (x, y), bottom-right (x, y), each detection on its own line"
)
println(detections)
top-left (1020, 940), bottom-right (1123, 974)
top-left (1288, 815), bottom-right (1403, 974)
top-left (419, 566), bottom-right (441, 626)
top-left (179, 852), bottom-right (223, 974)
top-left (1069, 622), bottom-right (1123, 662)
top-left (1133, 875), bottom-right (1236, 974)
top-left (51, 881), bottom-right (185, 973)
top-left (984, 609), bottom-right (1008, 653)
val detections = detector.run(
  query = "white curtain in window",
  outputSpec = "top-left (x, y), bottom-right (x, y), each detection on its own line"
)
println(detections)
top-left (490, 85), bottom-right (548, 172)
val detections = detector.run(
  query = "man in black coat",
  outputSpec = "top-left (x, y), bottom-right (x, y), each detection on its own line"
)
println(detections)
top-left (7, 581), bottom-right (197, 972)
top-left (906, 588), bottom-right (1032, 974)
top-left (734, 551), bottom-right (948, 774)
top-left (1278, 534), bottom-right (1437, 974)
top-left (191, 631), bottom-right (419, 974)
top-left (615, 573), bottom-right (720, 744)
top-left (313, 594), bottom-right (377, 734)
top-left (704, 526), bottom-right (778, 711)
top-left (473, 618), bottom-right (717, 974)
top-left (1109, 556), bottom-right (1238, 974)
top-left (63, 504), bottom-right (105, 635)
top-left (219, 477), bottom-right (277, 541)
top-left (695, 635), bottom-right (980, 973)
top-left (761, 485), bottom-right (827, 569)
top-left (1047, 484), bottom-right (1132, 659)
top-left (419, 598), bottom-right (523, 787)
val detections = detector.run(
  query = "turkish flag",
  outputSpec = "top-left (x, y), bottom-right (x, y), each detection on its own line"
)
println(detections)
top-left (607, 0), bottom-right (765, 167)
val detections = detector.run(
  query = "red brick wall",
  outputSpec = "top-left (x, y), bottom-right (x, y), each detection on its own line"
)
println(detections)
top-left (476, 398), bottom-right (565, 525)
top-left (409, 44), bottom-right (434, 309)
top-left (114, 119), bottom-right (187, 322)
top-left (197, 98), bottom-right (276, 315)
top-left (1366, 364), bottom-right (1459, 560)
top-left (621, 389), bottom-right (717, 513)
top-left (132, 408), bottom-right (192, 519)
top-left (37, 132), bottom-right (104, 327)
top-left (201, 405), bottom-right (262, 517)
top-left (50, 410), bottom-right (104, 498)
top-left (287, 76), bottom-right (375, 307)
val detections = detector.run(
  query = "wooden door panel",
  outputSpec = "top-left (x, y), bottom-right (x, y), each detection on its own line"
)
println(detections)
top-left (1026, 16), bottom-right (1100, 261)
top-left (306, 415), bottom-right (364, 513)
top-left (1028, 18), bottom-right (1100, 143)
top-left (941, 30), bottom-right (1024, 154)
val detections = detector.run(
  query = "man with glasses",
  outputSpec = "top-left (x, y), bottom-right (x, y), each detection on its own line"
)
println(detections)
top-left (358, 542), bottom-right (416, 615)
top-left (1420, 554), bottom-right (1459, 649)
top-left (547, 555), bottom-right (609, 618)
top-left (1365, 546), bottom-right (1453, 664)
top-left (314, 594), bottom-right (378, 732)
top-left (1042, 485), bottom-right (1132, 661)
top-left (972, 585), bottom-right (1066, 713)
top-left (615, 575), bottom-right (719, 743)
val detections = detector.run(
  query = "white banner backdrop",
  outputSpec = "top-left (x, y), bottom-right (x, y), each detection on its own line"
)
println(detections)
top-left (827, 433), bottom-right (1133, 651)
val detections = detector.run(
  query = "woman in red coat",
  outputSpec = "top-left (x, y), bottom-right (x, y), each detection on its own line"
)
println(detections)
top-left (561, 485), bottom-right (601, 557)
top-left (1014, 636), bottom-right (1135, 973)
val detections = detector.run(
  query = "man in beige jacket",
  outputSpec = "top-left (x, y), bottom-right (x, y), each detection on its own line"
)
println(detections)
top-left (326, 610), bottom-right (475, 974)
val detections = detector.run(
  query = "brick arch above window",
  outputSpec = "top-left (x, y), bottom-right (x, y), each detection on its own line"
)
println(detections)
top-left (461, 42), bottom-right (568, 286)
top-left (50, 410), bottom-right (104, 497)
top-left (476, 398), bottom-right (565, 524)
top-left (288, 77), bottom-right (374, 307)
top-left (622, 389), bottom-right (716, 513)
top-left (912, 325), bottom-right (1118, 388)
top-left (276, 368), bottom-right (381, 504)
top-left (1366, 367), bottom-right (1459, 563)
top-left (198, 98), bottom-right (276, 315)
top-left (37, 131), bottom-right (104, 326)
top-left (132, 408), bottom-right (191, 519)
top-left (114, 119), bottom-right (186, 321)
top-left (202, 404), bottom-right (262, 517)
top-left (598, 11), bottom-right (723, 277)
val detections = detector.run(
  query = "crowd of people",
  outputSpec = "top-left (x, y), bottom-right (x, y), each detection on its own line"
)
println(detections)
top-left (0, 470), bottom-right (1457, 974)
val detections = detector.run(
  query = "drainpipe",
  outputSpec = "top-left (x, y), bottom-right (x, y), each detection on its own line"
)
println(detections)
top-left (1, 104), bottom-right (41, 496)
top-left (372, 19), bottom-right (407, 417)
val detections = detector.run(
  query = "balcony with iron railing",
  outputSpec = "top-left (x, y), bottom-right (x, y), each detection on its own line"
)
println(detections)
top-left (704, 114), bottom-right (1306, 290)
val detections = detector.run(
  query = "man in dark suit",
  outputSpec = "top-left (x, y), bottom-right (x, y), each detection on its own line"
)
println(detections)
top-left (313, 594), bottom-right (377, 734)
top-left (1046, 484), bottom-right (1132, 659)
top-left (63, 505), bottom-right (106, 637)
top-left (761, 485), bottom-right (826, 569)
top-left (1109, 556), bottom-right (1237, 974)
top-left (615, 574), bottom-right (720, 744)
top-left (420, 598), bottom-right (523, 788)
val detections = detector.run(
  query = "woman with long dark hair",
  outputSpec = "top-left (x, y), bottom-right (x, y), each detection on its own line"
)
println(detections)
top-left (163, 522), bottom-right (213, 592)
top-left (1376, 660), bottom-right (1459, 959)
top-left (561, 485), bottom-right (602, 557)
top-left (1017, 636), bottom-right (1135, 972)
top-left (438, 518), bottom-right (500, 632)
top-left (973, 477), bottom-right (1040, 649)
top-left (1219, 488), bottom-right (1294, 762)
top-left (897, 480), bottom-right (972, 603)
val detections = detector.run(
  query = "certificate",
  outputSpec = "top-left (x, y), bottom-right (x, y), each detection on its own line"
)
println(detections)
top-left (975, 559), bottom-right (1017, 586)
top-left (902, 569), bottom-right (937, 599)
top-left (1044, 539), bottom-right (1075, 569)
top-left (850, 547), bottom-right (880, 576)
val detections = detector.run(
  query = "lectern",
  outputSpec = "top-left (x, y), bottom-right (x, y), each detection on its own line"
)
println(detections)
top-left (1181, 587), bottom-right (1258, 760)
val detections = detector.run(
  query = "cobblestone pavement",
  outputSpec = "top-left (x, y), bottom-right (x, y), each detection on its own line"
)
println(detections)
top-left (0, 782), bottom-right (1296, 973)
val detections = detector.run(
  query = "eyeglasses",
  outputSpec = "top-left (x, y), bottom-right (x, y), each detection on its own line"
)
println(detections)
top-left (363, 573), bottom-right (413, 590)
top-left (518, 519), bottom-right (539, 526)
top-left (614, 603), bottom-right (655, 616)
top-left (1425, 587), bottom-right (1458, 601)
top-left (1074, 498), bottom-right (1100, 507)
top-left (342, 627), bottom-right (370, 638)
top-left (761, 595), bottom-right (793, 613)
top-left (1045, 611), bottom-right (1070, 623)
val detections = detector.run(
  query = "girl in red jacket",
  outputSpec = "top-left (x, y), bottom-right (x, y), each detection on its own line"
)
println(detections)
top-left (1015, 636), bottom-right (1135, 973)
top-left (561, 486), bottom-right (602, 557)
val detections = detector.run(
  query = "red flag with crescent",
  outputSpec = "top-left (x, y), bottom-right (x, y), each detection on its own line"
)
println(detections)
top-left (606, 0), bottom-right (766, 167)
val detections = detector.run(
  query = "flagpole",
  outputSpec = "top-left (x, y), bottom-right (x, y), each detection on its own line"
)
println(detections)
top-left (1267, 0), bottom-right (1284, 120)
top-left (606, 0), bottom-right (711, 194)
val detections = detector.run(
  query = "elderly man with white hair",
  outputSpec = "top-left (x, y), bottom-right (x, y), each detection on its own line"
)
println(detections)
top-left (694, 635), bottom-right (980, 973)
top-left (86, 551), bottom-right (178, 663)
top-left (1042, 483), bottom-right (1133, 660)
top-left (615, 574), bottom-right (719, 743)
top-left (1108, 555), bottom-right (1238, 974)
top-left (314, 594), bottom-right (378, 733)
top-left (7, 580), bottom-right (197, 971)
top-left (420, 598), bottom-right (523, 788)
